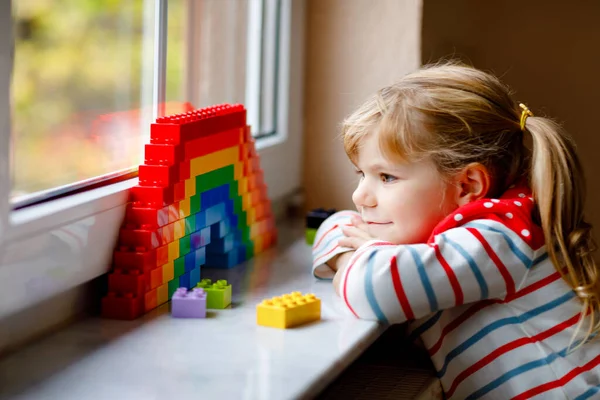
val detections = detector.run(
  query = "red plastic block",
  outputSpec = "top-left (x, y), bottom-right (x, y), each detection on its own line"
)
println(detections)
top-left (125, 203), bottom-right (170, 228)
top-left (130, 185), bottom-right (174, 208)
top-left (119, 227), bottom-right (162, 250)
top-left (108, 269), bottom-right (147, 295)
top-left (144, 143), bottom-right (184, 166)
top-left (150, 107), bottom-right (246, 145)
top-left (113, 246), bottom-right (169, 272)
top-left (101, 293), bottom-right (143, 320)
top-left (139, 164), bottom-right (180, 187)
top-left (150, 266), bottom-right (163, 289)
top-left (144, 289), bottom-right (158, 312)
top-left (184, 128), bottom-right (243, 160)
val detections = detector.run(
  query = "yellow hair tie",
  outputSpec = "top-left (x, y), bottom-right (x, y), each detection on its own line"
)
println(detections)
top-left (519, 103), bottom-right (533, 130)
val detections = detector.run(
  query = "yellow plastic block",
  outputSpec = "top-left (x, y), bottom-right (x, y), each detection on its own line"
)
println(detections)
top-left (157, 283), bottom-right (168, 305)
top-left (257, 292), bottom-right (321, 329)
top-left (189, 147), bottom-right (240, 177)
top-left (162, 261), bottom-right (174, 282)
top-left (173, 220), bottom-right (185, 240)
top-left (179, 198), bottom-right (191, 218)
top-left (168, 240), bottom-right (180, 262)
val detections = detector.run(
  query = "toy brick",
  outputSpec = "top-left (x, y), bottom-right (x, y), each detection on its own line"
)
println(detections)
top-left (178, 198), bottom-right (191, 219)
top-left (184, 215), bottom-right (196, 235)
top-left (190, 226), bottom-right (211, 249)
top-left (102, 293), bottom-right (143, 320)
top-left (171, 288), bottom-right (207, 318)
top-left (179, 235), bottom-right (191, 256)
top-left (144, 143), bottom-right (183, 166)
top-left (108, 269), bottom-right (147, 295)
top-left (113, 246), bottom-right (168, 272)
top-left (196, 279), bottom-right (232, 309)
top-left (144, 288), bottom-right (157, 312)
top-left (174, 181), bottom-right (186, 203)
top-left (139, 164), bottom-right (180, 187)
top-left (174, 257), bottom-right (185, 278)
top-left (179, 271), bottom-right (191, 289)
top-left (184, 128), bottom-right (242, 160)
top-left (157, 283), bottom-right (169, 305)
top-left (306, 208), bottom-right (337, 229)
top-left (162, 261), bottom-right (174, 282)
top-left (159, 223), bottom-right (174, 245)
top-left (125, 203), bottom-right (170, 228)
top-left (173, 219), bottom-right (185, 240)
top-left (119, 226), bottom-right (161, 250)
top-left (166, 242), bottom-right (180, 262)
top-left (205, 202), bottom-right (227, 226)
top-left (190, 266), bottom-right (201, 288)
top-left (151, 107), bottom-right (245, 145)
top-left (150, 265), bottom-right (163, 289)
top-left (130, 185), bottom-right (173, 208)
top-left (168, 278), bottom-right (180, 299)
top-left (189, 147), bottom-right (241, 178)
top-left (305, 228), bottom-right (317, 245)
top-left (257, 292), bottom-right (321, 329)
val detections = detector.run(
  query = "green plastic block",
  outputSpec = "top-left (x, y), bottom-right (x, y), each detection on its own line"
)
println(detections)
top-left (168, 278), bottom-right (180, 298)
top-left (306, 228), bottom-right (317, 245)
top-left (185, 215), bottom-right (196, 235)
top-left (174, 257), bottom-right (185, 278)
top-left (190, 194), bottom-right (201, 215)
top-left (196, 279), bottom-right (232, 309)
top-left (196, 165), bottom-right (235, 193)
top-left (180, 235), bottom-right (191, 256)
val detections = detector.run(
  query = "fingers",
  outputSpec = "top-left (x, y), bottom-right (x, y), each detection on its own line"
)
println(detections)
top-left (350, 216), bottom-right (369, 231)
top-left (338, 236), bottom-right (366, 250)
top-left (341, 225), bottom-right (371, 240)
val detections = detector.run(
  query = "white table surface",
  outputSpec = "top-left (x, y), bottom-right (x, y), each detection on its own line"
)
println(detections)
top-left (0, 222), bottom-right (386, 400)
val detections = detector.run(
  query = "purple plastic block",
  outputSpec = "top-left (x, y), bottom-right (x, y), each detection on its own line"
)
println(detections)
top-left (171, 287), bottom-right (207, 318)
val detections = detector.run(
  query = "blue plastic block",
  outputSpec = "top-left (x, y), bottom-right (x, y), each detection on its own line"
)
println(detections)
top-left (195, 209), bottom-right (207, 230)
top-left (179, 271), bottom-right (191, 289)
top-left (207, 232), bottom-right (235, 254)
top-left (195, 247), bottom-right (206, 267)
top-left (184, 252), bottom-right (196, 272)
top-left (202, 184), bottom-right (230, 209)
top-left (237, 244), bottom-right (247, 262)
top-left (206, 203), bottom-right (226, 226)
top-left (191, 226), bottom-right (211, 250)
top-left (190, 266), bottom-right (201, 288)
top-left (211, 219), bottom-right (231, 240)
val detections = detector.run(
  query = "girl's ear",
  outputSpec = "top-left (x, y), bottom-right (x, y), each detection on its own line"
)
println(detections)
top-left (454, 163), bottom-right (491, 207)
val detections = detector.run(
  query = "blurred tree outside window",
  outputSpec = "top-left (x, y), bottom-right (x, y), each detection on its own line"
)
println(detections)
top-left (11, 0), bottom-right (187, 202)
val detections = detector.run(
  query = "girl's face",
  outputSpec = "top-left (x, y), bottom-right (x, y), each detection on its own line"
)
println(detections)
top-left (352, 134), bottom-right (458, 244)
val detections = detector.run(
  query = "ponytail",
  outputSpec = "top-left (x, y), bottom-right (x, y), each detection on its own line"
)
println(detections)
top-left (526, 116), bottom-right (600, 345)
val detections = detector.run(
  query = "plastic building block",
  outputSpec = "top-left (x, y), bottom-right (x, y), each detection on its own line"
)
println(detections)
top-left (171, 287), bottom-right (207, 318)
top-left (257, 292), bottom-right (321, 329)
top-left (306, 208), bottom-right (337, 229)
top-left (102, 104), bottom-right (278, 319)
top-left (305, 228), bottom-right (317, 245)
top-left (196, 279), bottom-right (232, 309)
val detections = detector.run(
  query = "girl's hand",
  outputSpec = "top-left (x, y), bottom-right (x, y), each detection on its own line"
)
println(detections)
top-left (338, 216), bottom-right (375, 250)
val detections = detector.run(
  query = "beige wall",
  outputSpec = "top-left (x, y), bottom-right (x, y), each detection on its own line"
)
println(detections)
top-left (302, 0), bottom-right (423, 211)
top-left (422, 0), bottom-right (600, 240)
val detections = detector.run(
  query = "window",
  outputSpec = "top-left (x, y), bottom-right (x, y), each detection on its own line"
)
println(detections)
top-left (0, 0), bottom-right (304, 319)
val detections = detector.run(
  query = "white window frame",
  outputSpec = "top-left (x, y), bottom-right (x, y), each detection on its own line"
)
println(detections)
top-left (0, 0), bottom-right (304, 319)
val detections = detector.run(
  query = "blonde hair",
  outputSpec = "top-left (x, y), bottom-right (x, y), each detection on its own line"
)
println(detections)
top-left (343, 61), bottom-right (599, 343)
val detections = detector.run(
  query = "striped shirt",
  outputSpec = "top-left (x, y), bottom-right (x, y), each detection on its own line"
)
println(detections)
top-left (312, 186), bottom-right (600, 399)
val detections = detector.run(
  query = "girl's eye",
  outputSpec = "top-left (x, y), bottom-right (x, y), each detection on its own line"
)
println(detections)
top-left (355, 170), bottom-right (365, 179)
top-left (380, 173), bottom-right (397, 183)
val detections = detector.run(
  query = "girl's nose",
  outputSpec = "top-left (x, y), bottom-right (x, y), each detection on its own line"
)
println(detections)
top-left (352, 181), bottom-right (376, 208)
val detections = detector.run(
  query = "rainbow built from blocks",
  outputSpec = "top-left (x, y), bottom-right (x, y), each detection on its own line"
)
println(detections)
top-left (102, 104), bottom-right (277, 320)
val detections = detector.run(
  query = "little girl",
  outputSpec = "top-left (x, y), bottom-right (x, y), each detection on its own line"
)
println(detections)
top-left (312, 63), bottom-right (600, 399)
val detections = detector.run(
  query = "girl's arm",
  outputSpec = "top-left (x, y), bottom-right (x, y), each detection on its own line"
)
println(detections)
top-left (337, 219), bottom-right (535, 324)
top-left (311, 210), bottom-right (361, 279)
